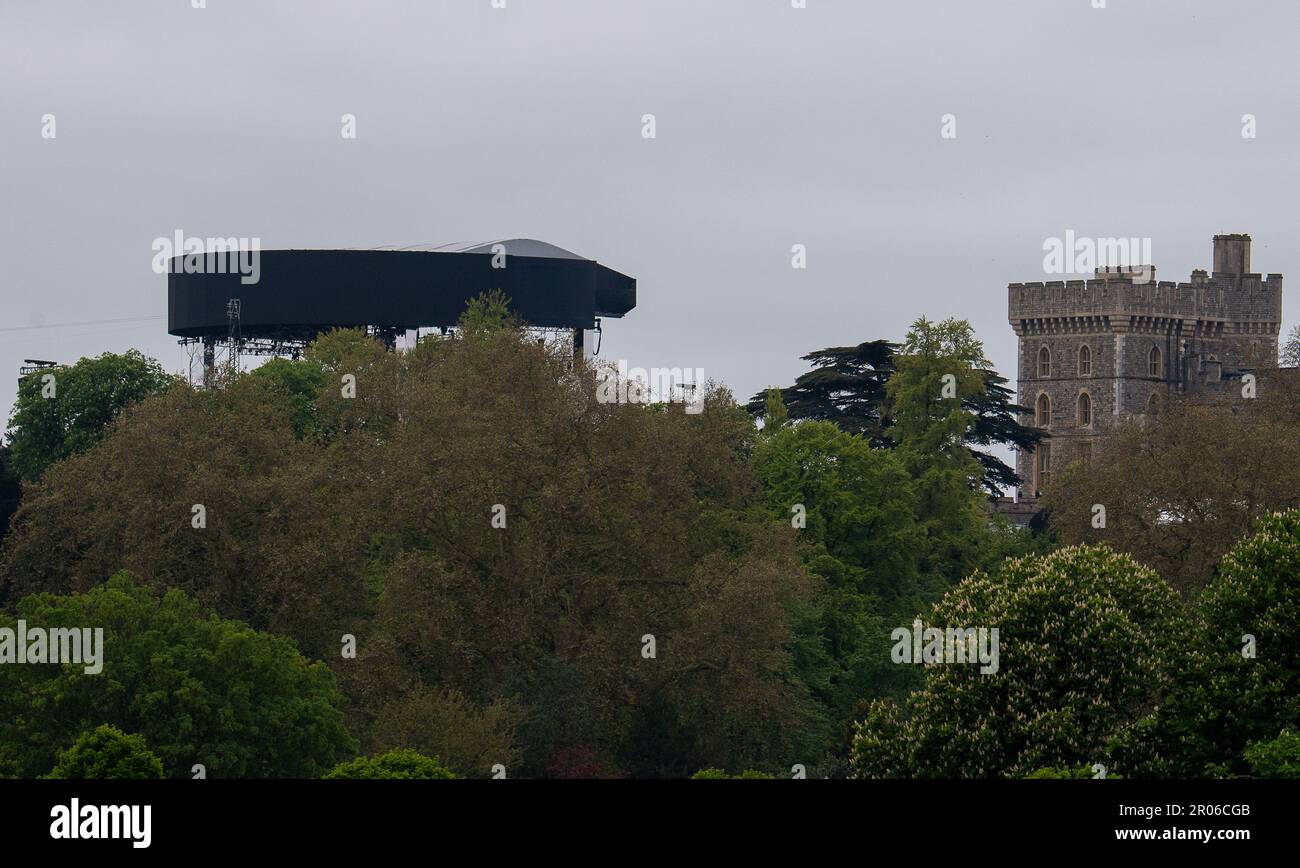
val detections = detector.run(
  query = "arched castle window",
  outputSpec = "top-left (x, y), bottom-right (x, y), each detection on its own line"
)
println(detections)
top-left (1077, 392), bottom-right (1092, 427)
top-left (1038, 346), bottom-right (1051, 378)
top-left (1147, 393), bottom-right (1160, 416)
top-left (1078, 345), bottom-right (1092, 376)
top-left (1148, 346), bottom-right (1162, 377)
top-left (1035, 392), bottom-right (1051, 428)
top-left (1034, 443), bottom-right (1052, 494)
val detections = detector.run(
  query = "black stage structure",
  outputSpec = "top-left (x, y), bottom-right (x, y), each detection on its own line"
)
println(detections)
top-left (166, 239), bottom-right (636, 384)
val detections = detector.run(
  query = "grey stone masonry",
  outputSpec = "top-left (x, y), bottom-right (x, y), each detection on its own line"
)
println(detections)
top-left (1007, 233), bottom-right (1282, 499)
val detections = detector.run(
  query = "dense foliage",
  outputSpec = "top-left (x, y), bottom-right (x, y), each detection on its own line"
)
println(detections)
top-left (749, 319), bottom-right (1041, 495)
top-left (0, 574), bottom-right (354, 778)
top-left (4, 350), bottom-right (172, 482)
top-left (746, 340), bottom-right (896, 444)
top-left (325, 749), bottom-right (456, 779)
top-left (749, 322), bottom-right (1046, 762)
top-left (1110, 510), bottom-right (1300, 777)
top-left (45, 724), bottom-right (164, 780)
top-left (2, 316), bottom-right (818, 778)
top-left (690, 768), bottom-right (777, 779)
top-left (1024, 765), bottom-right (1120, 779)
top-left (850, 545), bottom-right (1186, 778)
top-left (2, 300), bottom-right (1295, 779)
top-left (1244, 731), bottom-right (1300, 779)
top-left (1046, 372), bottom-right (1300, 593)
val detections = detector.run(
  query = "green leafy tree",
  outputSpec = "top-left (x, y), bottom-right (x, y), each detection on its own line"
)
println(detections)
top-left (963, 369), bottom-right (1041, 495)
top-left (368, 686), bottom-right (522, 778)
top-left (457, 289), bottom-right (515, 335)
top-left (690, 768), bottom-right (776, 779)
top-left (247, 357), bottom-right (328, 438)
top-left (1111, 510), bottom-right (1300, 777)
top-left (761, 387), bottom-right (788, 433)
top-left (0, 574), bottom-right (355, 779)
top-left (747, 341), bottom-right (897, 444)
top-left (44, 724), bottom-right (163, 780)
top-left (1024, 765), bottom-right (1120, 779)
top-left (883, 318), bottom-right (1020, 585)
top-left (325, 749), bottom-right (456, 779)
top-left (752, 420), bottom-right (922, 605)
top-left (1244, 732), bottom-right (1300, 779)
top-left (748, 328), bottom-right (1039, 495)
top-left (0, 372), bottom-right (369, 658)
top-left (4, 305), bottom-right (819, 779)
top-left (885, 317), bottom-right (989, 459)
top-left (749, 326), bottom-right (1046, 762)
top-left (751, 420), bottom-right (925, 758)
top-left (4, 350), bottom-right (172, 481)
top-left (851, 545), bottom-right (1187, 778)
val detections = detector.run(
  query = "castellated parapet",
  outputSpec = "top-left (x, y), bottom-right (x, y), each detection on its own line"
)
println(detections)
top-left (1008, 234), bottom-right (1282, 499)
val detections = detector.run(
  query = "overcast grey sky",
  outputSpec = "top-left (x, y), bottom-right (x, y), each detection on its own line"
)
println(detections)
top-left (2, 0), bottom-right (1298, 430)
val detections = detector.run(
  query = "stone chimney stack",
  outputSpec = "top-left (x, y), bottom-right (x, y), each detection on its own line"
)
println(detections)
top-left (1212, 233), bottom-right (1251, 275)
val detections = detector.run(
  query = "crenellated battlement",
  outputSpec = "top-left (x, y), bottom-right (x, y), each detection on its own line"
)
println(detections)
top-left (1008, 273), bottom-right (1282, 335)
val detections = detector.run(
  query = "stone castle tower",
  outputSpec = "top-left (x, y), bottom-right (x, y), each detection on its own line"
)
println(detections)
top-left (1008, 233), bottom-right (1282, 498)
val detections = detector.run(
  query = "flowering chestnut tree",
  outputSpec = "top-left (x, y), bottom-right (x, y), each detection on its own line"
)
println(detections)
top-left (851, 545), bottom-right (1187, 778)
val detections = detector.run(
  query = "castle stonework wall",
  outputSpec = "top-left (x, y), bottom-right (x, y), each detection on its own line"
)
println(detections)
top-left (1008, 234), bottom-right (1282, 498)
